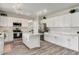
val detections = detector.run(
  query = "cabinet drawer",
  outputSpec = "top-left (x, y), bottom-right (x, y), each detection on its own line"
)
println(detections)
top-left (54, 35), bottom-right (68, 47)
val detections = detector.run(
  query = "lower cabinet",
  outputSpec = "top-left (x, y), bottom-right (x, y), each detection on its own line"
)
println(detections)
top-left (67, 36), bottom-right (79, 51)
top-left (44, 33), bottom-right (79, 51)
top-left (0, 33), bottom-right (4, 55)
top-left (54, 35), bottom-right (68, 48)
top-left (0, 42), bottom-right (4, 55)
top-left (4, 31), bottom-right (13, 42)
top-left (44, 34), bottom-right (57, 44)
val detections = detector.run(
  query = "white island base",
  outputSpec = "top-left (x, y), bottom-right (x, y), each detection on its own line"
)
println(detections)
top-left (22, 33), bottom-right (40, 49)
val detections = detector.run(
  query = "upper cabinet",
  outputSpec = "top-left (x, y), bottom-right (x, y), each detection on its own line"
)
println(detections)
top-left (62, 14), bottom-right (71, 27)
top-left (0, 16), bottom-right (13, 27)
top-left (0, 16), bottom-right (29, 27)
top-left (71, 12), bottom-right (79, 27)
top-left (22, 19), bottom-right (28, 27)
top-left (0, 16), bottom-right (8, 27)
top-left (46, 17), bottom-right (56, 27)
top-left (7, 17), bottom-right (13, 27)
top-left (54, 15), bottom-right (63, 27)
top-left (44, 13), bottom-right (71, 27)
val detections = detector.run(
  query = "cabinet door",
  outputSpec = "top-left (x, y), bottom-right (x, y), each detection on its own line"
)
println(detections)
top-left (44, 33), bottom-right (57, 44)
top-left (2, 17), bottom-right (8, 27)
top-left (71, 12), bottom-right (79, 27)
top-left (22, 20), bottom-right (28, 27)
top-left (44, 33), bottom-right (69, 48)
top-left (5, 31), bottom-right (13, 42)
top-left (44, 34), bottom-right (52, 42)
top-left (46, 18), bottom-right (54, 27)
top-left (67, 36), bottom-right (78, 51)
top-left (0, 38), bottom-right (4, 55)
top-left (63, 14), bottom-right (71, 27)
top-left (54, 35), bottom-right (68, 47)
top-left (0, 16), bottom-right (9, 27)
top-left (7, 17), bottom-right (13, 27)
top-left (54, 16), bottom-right (63, 27)
top-left (0, 16), bottom-right (5, 26)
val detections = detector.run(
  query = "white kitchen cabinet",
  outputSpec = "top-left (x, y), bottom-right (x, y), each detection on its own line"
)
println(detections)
top-left (43, 16), bottom-right (59, 27)
top-left (5, 31), bottom-right (13, 42)
top-left (54, 34), bottom-right (68, 47)
top-left (71, 12), bottom-right (79, 27)
top-left (7, 17), bottom-right (13, 27)
top-left (2, 16), bottom-right (9, 27)
top-left (0, 32), bottom-right (4, 55)
top-left (0, 40), bottom-right (4, 55)
top-left (0, 16), bottom-right (13, 27)
top-left (59, 35), bottom-right (79, 51)
top-left (0, 16), bottom-right (30, 28)
top-left (22, 20), bottom-right (28, 27)
top-left (44, 34), bottom-right (57, 44)
top-left (45, 16), bottom-right (59, 27)
top-left (62, 14), bottom-right (71, 27)
top-left (54, 15), bottom-right (64, 27)
top-left (57, 35), bottom-right (79, 51)
top-left (45, 12), bottom-right (79, 27)
top-left (44, 15), bottom-right (67, 27)
top-left (0, 16), bottom-right (5, 26)
top-left (67, 35), bottom-right (79, 51)
top-left (44, 33), bottom-right (68, 48)
top-left (44, 32), bottom-right (79, 51)
top-left (46, 17), bottom-right (55, 27)
top-left (43, 13), bottom-right (72, 27)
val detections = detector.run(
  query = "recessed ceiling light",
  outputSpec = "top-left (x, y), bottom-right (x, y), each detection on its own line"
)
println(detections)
top-left (36, 9), bottom-right (48, 15)
top-left (43, 9), bottom-right (48, 13)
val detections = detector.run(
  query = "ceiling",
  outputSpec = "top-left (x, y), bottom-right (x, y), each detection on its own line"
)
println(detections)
top-left (0, 3), bottom-right (79, 18)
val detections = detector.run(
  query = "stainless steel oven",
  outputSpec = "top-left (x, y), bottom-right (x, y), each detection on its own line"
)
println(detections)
top-left (13, 23), bottom-right (22, 39)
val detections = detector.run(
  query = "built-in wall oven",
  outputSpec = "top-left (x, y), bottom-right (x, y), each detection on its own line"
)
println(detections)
top-left (13, 22), bottom-right (22, 39)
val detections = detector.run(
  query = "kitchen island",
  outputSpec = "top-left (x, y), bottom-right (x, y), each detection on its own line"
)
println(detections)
top-left (22, 32), bottom-right (41, 49)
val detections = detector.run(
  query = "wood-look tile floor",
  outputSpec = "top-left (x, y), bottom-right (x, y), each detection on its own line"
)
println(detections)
top-left (4, 39), bottom-right (79, 55)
